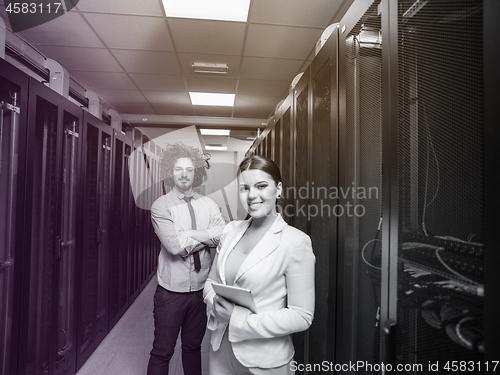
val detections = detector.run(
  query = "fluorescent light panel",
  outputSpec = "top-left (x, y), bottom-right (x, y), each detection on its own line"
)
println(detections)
top-left (205, 145), bottom-right (228, 151)
top-left (161, 0), bottom-right (251, 22)
top-left (189, 92), bottom-right (235, 107)
top-left (200, 129), bottom-right (230, 136)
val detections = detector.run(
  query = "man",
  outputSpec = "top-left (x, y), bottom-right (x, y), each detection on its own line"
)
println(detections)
top-left (147, 143), bottom-right (226, 375)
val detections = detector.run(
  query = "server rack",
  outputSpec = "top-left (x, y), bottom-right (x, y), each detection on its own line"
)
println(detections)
top-left (109, 129), bottom-right (131, 329)
top-left (0, 58), bottom-right (29, 375)
top-left (76, 111), bottom-right (114, 369)
top-left (251, 27), bottom-right (341, 371)
top-left (0, 57), bottom-right (161, 374)
top-left (390, 0), bottom-right (487, 370)
top-left (308, 30), bottom-right (340, 366)
top-left (336, 1), bottom-right (384, 371)
top-left (249, 0), bottom-right (498, 372)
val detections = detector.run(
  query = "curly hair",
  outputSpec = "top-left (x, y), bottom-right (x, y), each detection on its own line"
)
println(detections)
top-left (160, 143), bottom-right (210, 188)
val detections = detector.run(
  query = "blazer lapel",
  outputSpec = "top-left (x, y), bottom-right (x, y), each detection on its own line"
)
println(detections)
top-left (233, 214), bottom-right (287, 284)
top-left (219, 219), bottom-right (251, 285)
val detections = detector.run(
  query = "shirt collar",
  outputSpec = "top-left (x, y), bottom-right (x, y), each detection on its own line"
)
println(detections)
top-left (172, 186), bottom-right (196, 201)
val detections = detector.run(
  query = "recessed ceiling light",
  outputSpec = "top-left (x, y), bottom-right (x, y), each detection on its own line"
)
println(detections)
top-left (205, 145), bottom-right (228, 151)
top-left (161, 0), bottom-right (251, 22)
top-left (189, 92), bottom-right (235, 107)
top-left (200, 129), bottom-right (230, 136)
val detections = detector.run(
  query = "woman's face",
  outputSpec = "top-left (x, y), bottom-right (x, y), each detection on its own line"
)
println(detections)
top-left (238, 169), bottom-right (282, 219)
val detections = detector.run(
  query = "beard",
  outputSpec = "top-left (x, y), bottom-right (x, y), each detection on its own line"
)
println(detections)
top-left (174, 177), bottom-right (193, 192)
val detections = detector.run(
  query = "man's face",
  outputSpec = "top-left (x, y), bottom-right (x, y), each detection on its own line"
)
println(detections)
top-left (173, 157), bottom-right (195, 192)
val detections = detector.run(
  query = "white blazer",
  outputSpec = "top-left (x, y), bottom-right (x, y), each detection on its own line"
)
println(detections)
top-left (203, 214), bottom-right (315, 368)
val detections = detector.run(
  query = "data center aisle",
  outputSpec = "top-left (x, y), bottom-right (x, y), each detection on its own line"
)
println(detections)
top-left (76, 277), bottom-right (211, 375)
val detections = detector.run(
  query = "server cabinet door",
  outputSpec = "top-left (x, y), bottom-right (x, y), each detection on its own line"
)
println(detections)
top-left (23, 79), bottom-right (63, 375)
top-left (130, 141), bottom-right (144, 299)
top-left (292, 67), bottom-right (311, 236)
top-left (109, 131), bottom-right (130, 328)
top-left (0, 59), bottom-right (29, 375)
top-left (55, 103), bottom-right (82, 375)
top-left (124, 144), bottom-right (137, 303)
top-left (308, 29), bottom-right (339, 366)
top-left (77, 114), bottom-right (113, 369)
top-left (336, 1), bottom-right (384, 372)
top-left (266, 128), bottom-right (272, 160)
top-left (279, 96), bottom-right (293, 225)
top-left (392, 0), bottom-right (484, 369)
top-left (290, 67), bottom-right (311, 370)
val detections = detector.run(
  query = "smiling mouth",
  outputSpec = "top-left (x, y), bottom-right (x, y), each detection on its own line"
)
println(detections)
top-left (248, 202), bottom-right (263, 208)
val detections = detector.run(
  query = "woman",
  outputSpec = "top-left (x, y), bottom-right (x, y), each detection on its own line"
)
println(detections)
top-left (203, 155), bottom-right (315, 374)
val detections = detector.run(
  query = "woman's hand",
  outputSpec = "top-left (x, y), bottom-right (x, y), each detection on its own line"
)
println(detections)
top-left (212, 295), bottom-right (234, 323)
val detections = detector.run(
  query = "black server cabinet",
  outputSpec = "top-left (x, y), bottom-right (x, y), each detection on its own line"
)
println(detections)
top-left (276, 95), bottom-right (293, 225)
top-left (56, 98), bottom-right (82, 375)
top-left (129, 129), bottom-right (144, 301)
top-left (336, 1), bottom-right (384, 371)
top-left (292, 67), bottom-right (311, 237)
top-left (266, 127), bottom-right (272, 160)
top-left (109, 130), bottom-right (131, 329)
top-left (389, 0), bottom-right (487, 370)
top-left (0, 58), bottom-right (29, 375)
top-left (334, 0), bottom-right (497, 372)
top-left (18, 78), bottom-right (83, 375)
top-left (124, 142), bottom-right (137, 305)
top-left (308, 30), bottom-right (340, 367)
top-left (76, 112), bottom-right (113, 369)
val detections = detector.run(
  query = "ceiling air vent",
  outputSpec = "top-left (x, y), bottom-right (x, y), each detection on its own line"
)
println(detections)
top-left (192, 63), bottom-right (228, 74)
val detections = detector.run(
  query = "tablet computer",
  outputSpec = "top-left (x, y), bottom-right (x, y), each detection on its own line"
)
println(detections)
top-left (212, 283), bottom-right (257, 314)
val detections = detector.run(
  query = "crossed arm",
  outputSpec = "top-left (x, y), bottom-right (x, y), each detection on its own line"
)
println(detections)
top-left (151, 200), bottom-right (225, 257)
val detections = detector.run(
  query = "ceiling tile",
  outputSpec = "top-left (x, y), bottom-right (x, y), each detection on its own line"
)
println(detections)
top-left (130, 74), bottom-right (186, 91)
top-left (249, 0), bottom-right (343, 28)
top-left (71, 71), bottom-right (137, 90)
top-left (19, 12), bottom-right (104, 48)
top-left (240, 56), bottom-right (303, 81)
top-left (39, 46), bottom-right (123, 71)
top-left (178, 53), bottom-right (242, 77)
top-left (245, 24), bottom-right (322, 59)
top-left (112, 50), bottom-right (180, 74)
top-left (84, 14), bottom-right (173, 51)
top-left (150, 104), bottom-right (196, 116)
top-left (112, 102), bottom-right (157, 114)
top-left (143, 91), bottom-right (191, 106)
top-left (193, 106), bottom-right (233, 117)
top-left (95, 89), bottom-right (146, 103)
top-left (237, 79), bottom-right (290, 97)
top-left (168, 18), bottom-right (246, 55)
top-left (76, 0), bottom-right (164, 16)
top-left (185, 76), bottom-right (237, 94)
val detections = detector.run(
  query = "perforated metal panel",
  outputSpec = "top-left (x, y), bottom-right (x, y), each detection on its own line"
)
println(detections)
top-left (56, 111), bottom-right (80, 375)
top-left (80, 124), bottom-right (99, 355)
top-left (294, 88), bottom-right (309, 235)
top-left (0, 72), bottom-right (22, 375)
top-left (338, 2), bottom-right (383, 372)
top-left (26, 96), bottom-right (59, 374)
top-left (109, 139), bottom-right (124, 322)
top-left (309, 57), bottom-right (334, 365)
top-left (396, 0), bottom-right (484, 368)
